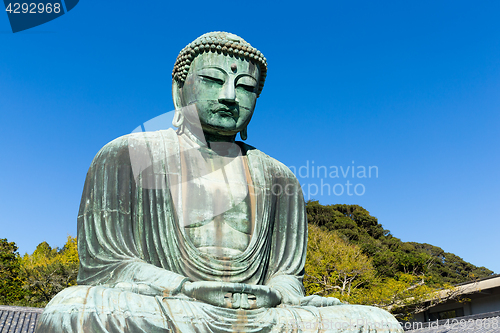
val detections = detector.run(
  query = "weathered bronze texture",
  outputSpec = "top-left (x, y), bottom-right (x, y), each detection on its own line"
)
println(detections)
top-left (36, 32), bottom-right (403, 333)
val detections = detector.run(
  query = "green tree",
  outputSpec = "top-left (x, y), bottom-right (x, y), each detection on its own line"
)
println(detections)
top-left (305, 201), bottom-right (494, 285)
top-left (304, 224), bottom-right (376, 299)
top-left (0, 238), bottom-right (25, 305)
top-left (303, 226), bottom-right (457, 320)
top-left (21, 236), bottom-right (79, 307)
top-left (303, 201), bottom-right (490, 319)
top-left (409, 243), bottom-right (493, 285)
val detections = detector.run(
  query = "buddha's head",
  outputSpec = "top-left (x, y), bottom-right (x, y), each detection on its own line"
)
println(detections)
top-left (172, 32), bottom-right (267, 141)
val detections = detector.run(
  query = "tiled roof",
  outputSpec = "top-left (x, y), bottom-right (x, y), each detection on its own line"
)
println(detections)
top-left (404, 310), bottom-right (500, 333)
top-left (0, 305), bottom-right (43, 333)
top-left (432, 275), bottom-right (500, 300)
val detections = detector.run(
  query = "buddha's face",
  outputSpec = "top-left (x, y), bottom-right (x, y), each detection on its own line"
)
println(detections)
top-left (177, 52), bottom-right (260, 138)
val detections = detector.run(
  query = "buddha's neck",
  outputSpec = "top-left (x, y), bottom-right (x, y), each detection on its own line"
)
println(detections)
top-left (181, 124), bottom-right (242, 157)
top-left (182, 123), bottom-right (237, 145)
top-left (205, 132), bottom-right (236, 143)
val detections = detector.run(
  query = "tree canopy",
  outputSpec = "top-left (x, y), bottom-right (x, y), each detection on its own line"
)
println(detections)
top-left (0, 238), bottom-right (24, 305)
top-left (304, 201), bottom-right (494, 318)
top-left (21, 236), bottom-right (79, 307)
top-left (305, 200), bottom-right (493, 285)
top-left (0, 236), bottom-right (78, 307)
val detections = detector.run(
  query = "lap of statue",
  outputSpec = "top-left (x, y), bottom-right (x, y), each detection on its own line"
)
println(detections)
top-left (38, 285), bottom-right (401, 332)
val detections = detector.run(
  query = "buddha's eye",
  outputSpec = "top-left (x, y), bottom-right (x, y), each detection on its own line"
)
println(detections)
top-left (236, 84), bottom-right (256, 93)
top-left (199, 75), bottom-right (224, 85)
top-left (236, 76), bottom-right (257, 93)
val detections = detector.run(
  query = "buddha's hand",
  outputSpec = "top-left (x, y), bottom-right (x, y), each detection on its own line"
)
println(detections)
top-left (181, 281), bottom-right (281, 309)
top-left (298, 295), bottom-right (342, 307)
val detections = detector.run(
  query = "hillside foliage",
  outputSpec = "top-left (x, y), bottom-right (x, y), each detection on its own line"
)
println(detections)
top-left (304, 201), bottom-right (494, 318)
top-left (305, 201), bottom-right (493, 285)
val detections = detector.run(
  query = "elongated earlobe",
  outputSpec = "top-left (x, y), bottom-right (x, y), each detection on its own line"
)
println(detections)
top-left (172, 80), bottom-right (183, 110)
top-left (172, 109), bottom-right (185, 127)
top-left (240, 127), bottom-right (247, 140)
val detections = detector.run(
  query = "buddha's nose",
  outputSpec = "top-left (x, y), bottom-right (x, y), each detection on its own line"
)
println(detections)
top-left (218, 81), bottom-right (236, 104)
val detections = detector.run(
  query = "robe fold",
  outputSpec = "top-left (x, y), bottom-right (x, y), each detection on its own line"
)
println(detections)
top-left (36, 129), bottom-right (402, 333)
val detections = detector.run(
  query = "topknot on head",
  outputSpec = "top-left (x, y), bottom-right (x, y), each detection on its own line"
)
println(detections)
top-left (172, 31), bottom-right (268, 97)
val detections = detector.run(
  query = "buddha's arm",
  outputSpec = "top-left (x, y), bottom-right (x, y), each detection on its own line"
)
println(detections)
top-left (78, 207), bottom-right (192, 297)
top-left (266, 274), bottom-right (306, 304)
top-left (76, 135), bottom-right (192, 297)
top-left (87, 260), bottom-right (191, 297)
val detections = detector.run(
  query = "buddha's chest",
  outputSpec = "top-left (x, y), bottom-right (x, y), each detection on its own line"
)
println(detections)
top-left (180, 151), bottom-right (253, 257)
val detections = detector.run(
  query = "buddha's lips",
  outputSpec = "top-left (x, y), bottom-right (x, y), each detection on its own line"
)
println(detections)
top-left (215, 108), bottom-right (237, 117)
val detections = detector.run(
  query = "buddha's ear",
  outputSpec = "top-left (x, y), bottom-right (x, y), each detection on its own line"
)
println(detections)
top-left (172, 80), bottom-right (183, 111)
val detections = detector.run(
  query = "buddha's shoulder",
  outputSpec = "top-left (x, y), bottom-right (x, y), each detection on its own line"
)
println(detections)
top-left (92, 129), bottom-right (178, 160)
top-left (241, 143), bottom-right (297, 180)
top-left (98, 129), bottom-right (177, 149)
top-left (92, 131), bottom-right (296, 179)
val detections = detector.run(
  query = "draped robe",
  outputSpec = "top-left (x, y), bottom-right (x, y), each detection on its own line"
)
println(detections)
top-left (36, 129), bottom-right (402, 333)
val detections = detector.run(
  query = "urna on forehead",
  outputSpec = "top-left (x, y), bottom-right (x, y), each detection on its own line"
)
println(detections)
top-left (172, 31), bottom-right (268, 96)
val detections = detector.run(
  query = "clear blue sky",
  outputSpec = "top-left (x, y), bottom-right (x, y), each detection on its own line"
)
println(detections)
top-left (1, 0), bottom-right (499, 274)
